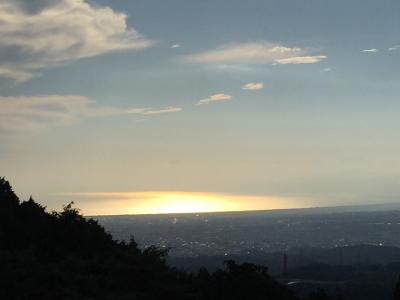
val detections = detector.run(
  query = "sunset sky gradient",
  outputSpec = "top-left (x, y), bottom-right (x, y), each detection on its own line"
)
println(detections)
top-left (1, 0), bottom-right (400, 214)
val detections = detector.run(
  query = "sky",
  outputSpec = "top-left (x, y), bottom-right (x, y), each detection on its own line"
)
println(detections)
top-left (1, 0), bottom-right (400, 215)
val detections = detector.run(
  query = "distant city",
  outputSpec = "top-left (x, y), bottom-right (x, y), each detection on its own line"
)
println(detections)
top-left (95, 203), bottom-right (400, 272)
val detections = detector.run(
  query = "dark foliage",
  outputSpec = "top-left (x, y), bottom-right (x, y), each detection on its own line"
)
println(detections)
top-left (394, 276), bottom-right (400, 300)
top-left (0, 177), bottom-right (297, 300)
top-left (194, 260), bottom-right (296, 300)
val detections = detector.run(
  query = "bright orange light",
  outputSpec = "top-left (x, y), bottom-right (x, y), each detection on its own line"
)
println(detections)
top-left (139, 193), bottom-right (238, 214)
top-left (64, 191), bottom-right (305, 216)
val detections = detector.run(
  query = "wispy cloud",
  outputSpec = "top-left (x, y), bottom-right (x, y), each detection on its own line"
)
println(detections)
top-left (322, 67), bottom-right (332, 72)
top-left (275, 56), bottom-right (326, 64)
top-left (141, 107), bottom-right (182, 115)
top-left (170, 44), bottom-right (181, 49)
top-left (388, 45), bottom-right (400, 51)
top-left (242, 82), bottom-right (264, 90)
top-left (0, 0), bottom-right (153, 82)
top-left (0, 95), bottom-right (181, 133)
top-left (196, 93), bottom-right (233, 106)
top-left (182, 42), bottom-right (327, 65)
top-left (0, 68), bottom-right (34, 83)
top-left (362, 49), bottom-right (378, 53)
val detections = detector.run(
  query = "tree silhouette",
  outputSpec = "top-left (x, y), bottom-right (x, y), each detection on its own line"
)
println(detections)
top-left (0, 177), bottom-right (313, 300)
top-left (394, 275), bottom-right (400, 300)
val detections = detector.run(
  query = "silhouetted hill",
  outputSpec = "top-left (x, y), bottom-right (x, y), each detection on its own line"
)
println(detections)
top-left (0, 177), bottom-right (298, 300)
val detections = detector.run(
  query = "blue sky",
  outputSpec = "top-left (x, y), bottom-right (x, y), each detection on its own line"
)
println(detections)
top-left (1, 0), bottom-right (400, 214)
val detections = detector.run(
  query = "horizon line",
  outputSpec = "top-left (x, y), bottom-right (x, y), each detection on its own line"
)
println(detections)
top-left (88, 201), bottom-right (400, 218)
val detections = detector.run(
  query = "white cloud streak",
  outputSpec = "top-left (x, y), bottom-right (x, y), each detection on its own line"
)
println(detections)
top-left (182, 42), bottom-right (327, 65)
top-left (388, 45), bottom-right (400, 51)
top-left (0, 95), bottom-right (181, 133)
top-left (196, 93), bottom-right (232, 106)
top-left (0, 0), bottom-right (153, 82)
top-left (242, 82), bottom-right (264, 90)
top-left (141, 107), bottom-right (183, 115)
top-left (275, 56), bottom-right (327, 64)
top-left (170, 44), bottom-right (181, 49)
top-left (362, 49), bottom-right (378, 53)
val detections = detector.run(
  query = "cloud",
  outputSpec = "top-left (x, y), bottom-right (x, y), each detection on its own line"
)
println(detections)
top-left (362, 49), bottom-right (378, 53)
top-left (141, 107), bottom-right (183, 115)
top-left (0, 95), bottom-right (181, 133)
top-left (0, 68), bottom-right (34, 83)
top-left (182, 42), bottom-right (327, 65)
top-left (196, 93), bottom-right (232, 106)
top-left (170, 44), bottom-right (181, 49)
top-left (322, 67), bottom-right (332, 72)
top-left (0, 0), bottom-right (153, 82)
top-left (388, 45), bottom-right (400, 51)
top-left (275, 56), bottom-right (326, 64)
top-left (242, 82), bottom-right (264, 90)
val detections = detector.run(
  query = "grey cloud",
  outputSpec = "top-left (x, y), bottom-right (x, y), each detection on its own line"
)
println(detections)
top-left (0, 95), bottom-right (182, 134)
top-left (11, 0), bottom-right (61, 14)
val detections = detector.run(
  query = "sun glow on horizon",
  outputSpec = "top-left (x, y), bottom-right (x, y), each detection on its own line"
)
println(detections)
top-left (141, 193), bottom-right (243, 214)
top-left (61, 191), bottom-right (305, 216)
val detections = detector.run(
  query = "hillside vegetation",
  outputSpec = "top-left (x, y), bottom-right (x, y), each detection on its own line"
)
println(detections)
top-left (0, 177), bottom-right (298, 300)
